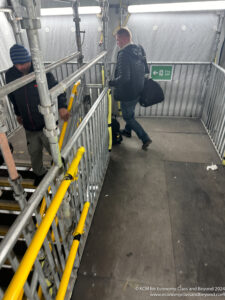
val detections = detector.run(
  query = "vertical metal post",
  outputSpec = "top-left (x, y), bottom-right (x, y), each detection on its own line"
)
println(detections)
top-left (100, 0), bottom-right (109, 86)
top-left (20, 0), bottom-right (62, 168)
top-left (72, 0), bottom-right (83, 68)
top-left (9, 0), bottom-right (26, 45)
top-left (213, 12), bottom-right (225, 63)
top-left (72, 0), bottom-right (90, 115)
top-left (8, 12), bottom-right (22, 45)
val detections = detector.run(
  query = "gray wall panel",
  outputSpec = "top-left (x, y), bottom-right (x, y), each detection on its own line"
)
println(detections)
top-left (127, 13), bottom-right (218, 62)
top-left (39, 15), bottom-right (101, 62)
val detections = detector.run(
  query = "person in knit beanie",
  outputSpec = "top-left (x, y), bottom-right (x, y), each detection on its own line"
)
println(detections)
top-left (6, 44), bottom-right (69, 186)
top-left (10, 44), bottom-right (32, 75)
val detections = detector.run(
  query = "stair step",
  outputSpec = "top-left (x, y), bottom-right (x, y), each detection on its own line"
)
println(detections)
top-left (0, 169), bottom-right (36, 180)
top-left (0, 177), bottom-right (36, 189)
top-left (0, 200), bottom-right (20, 212)
top-left (0, 225), bottom-right (24, 241)
top-left (0, 225), bottom-right (10, 236)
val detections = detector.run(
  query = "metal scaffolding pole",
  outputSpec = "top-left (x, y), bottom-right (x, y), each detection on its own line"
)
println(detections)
top-left (72, 0), bottom-right (83, 67)
top-left (17, 0), bottom-right (62, 167)
top-left (0, 7), bottom-right (23, 45)
top-left (72, 0), bottom-right (91, 116)
top-left (50, 51), bottom-right (107, 99)
top-left (101, 0), bottom-right (109, 52)
top-left (213, 12), bottom-right (225, 63)
top-left (9, 0), bottom-right (27, 45)
top-left (100, 0), bottom-right (110, 85)
top-left (0, 51), bottom-right (80, 99)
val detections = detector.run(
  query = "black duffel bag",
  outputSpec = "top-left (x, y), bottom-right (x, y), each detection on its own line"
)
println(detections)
top-left (139, 78), bottom-right (164, 107)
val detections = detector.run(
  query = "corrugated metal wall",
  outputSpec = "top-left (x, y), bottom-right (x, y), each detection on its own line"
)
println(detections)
top-left (135, 63), bottom-right (210, 118)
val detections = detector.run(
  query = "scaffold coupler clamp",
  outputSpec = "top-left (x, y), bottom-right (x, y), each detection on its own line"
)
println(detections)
top-left (21, 18), bottom-right (41, 30)
top-left (38, 104), bottom-right (60, 138)
top-left (8, 175), bottom-right (27, 208)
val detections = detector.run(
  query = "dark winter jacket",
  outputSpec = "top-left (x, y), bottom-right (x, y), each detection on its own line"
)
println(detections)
top-left (109, 44), bottom-right (149, 102)
top-left (5, 64), bottom-right (67, 131)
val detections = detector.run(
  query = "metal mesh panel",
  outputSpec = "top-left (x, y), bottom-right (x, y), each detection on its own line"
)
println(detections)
top-left (0, 89), bottom-right (109, 299)
top-left (201, 63), bottom-right (225, 159)
top-left (108, 62), bottom-right (210, 118)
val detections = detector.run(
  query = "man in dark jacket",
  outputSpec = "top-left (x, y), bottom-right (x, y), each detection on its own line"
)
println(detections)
top-left (5, 44), bottom-right (69, 185)
top-left (109, 27), bottom-right (151, 150)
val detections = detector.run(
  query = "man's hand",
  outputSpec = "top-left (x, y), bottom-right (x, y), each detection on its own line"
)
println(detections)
top-left (59, 108), bottom-right (70, 122)
top-left (16, 116), bottom-right (23, 125)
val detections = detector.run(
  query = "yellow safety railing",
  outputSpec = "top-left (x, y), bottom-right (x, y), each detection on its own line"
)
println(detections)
top-left (107, 89), bottom-right (112, 151)
top-left (59, 80), bottom-right (81, 151)
top-left (38, 79), bottom-right (81, 242)
top-left (101, 66), bottom-right (105, 87)
top-left (117, 101), bottom-right (122, 116)
top-left (56, 201), bottom-right (90, 300)
top-left (222, 151), bottom-right (225, 166)
top-left (3, 147), bottom-right (85, 300)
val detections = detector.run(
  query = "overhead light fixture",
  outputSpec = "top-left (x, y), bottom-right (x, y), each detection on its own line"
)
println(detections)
top-left (128, 1), bottom-right (225, 13)
top-left (41, 6), bottom-right (101, 16)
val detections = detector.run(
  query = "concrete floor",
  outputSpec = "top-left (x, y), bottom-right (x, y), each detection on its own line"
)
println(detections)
top-left (71, 118), bottom-right (225, 300)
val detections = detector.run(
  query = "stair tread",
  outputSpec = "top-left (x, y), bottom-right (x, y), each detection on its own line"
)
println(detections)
top-left (0, 225), bottom-right (9, 236)
top-left (0, 225), bottom-right (25, 239)
top-left (0, 200), bottom-right (20, 211)
top-left (0, 169), bottom-right (36, 179)
top-left (0, 177), bottom-right (36, 189)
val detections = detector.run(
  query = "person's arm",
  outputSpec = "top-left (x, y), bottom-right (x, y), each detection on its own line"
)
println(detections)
top-left (47, 72), bottom-right (70, 121)
top-left (139, 45), bottom-right (149, 74)
top-left (109, 51), bottom-right (131, 87)
top-left (5, 72), bottom-right (22, 123)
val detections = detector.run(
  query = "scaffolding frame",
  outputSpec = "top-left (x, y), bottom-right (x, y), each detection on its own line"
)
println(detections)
top-left (0, 0), bottom-right (110, 298)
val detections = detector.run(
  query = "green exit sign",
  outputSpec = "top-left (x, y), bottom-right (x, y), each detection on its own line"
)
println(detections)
top-left (151, 65), bottom-right (173, 81)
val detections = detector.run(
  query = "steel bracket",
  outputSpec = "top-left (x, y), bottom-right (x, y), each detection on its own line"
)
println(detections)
top-left (43, 127), bottom-right (60, 138)
top-left (38, 104), bottom-right (56, 116)
top-left (21, 18), bottom-right (41, 30)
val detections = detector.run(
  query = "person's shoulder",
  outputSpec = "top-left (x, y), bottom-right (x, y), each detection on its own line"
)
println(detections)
top-left (5, 65), bottom-right (16, 82)
top-left (5, 65), bottom-right (14, 75)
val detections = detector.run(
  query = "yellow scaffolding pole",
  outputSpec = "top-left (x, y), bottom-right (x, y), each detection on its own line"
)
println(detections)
top-left (58, 80), bottom-right (81, 151)
top-left (3, 147), bottom-right (85, 300)
top-left (108, 89), bottom-right (112, 151)
top-left (56, 201), bottom-right (90, 300)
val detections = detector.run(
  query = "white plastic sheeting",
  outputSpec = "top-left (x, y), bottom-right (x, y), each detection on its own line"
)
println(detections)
top-left (0, 12), bottom-right (15, 70)
top-left (39, 15), bottom-right (101, 61)
top-left (125, 12), bottom-right (219, 62)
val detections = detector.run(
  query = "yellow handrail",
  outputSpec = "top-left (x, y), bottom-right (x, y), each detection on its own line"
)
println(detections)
top-left (59, 80), bottom-right (81, 151)
top-left (56, 201), bottom-right (90, 300)
top-left (101, 66), bottom-right (105, 86)
top-left (3, 147), bottom-right (85, 300)
top-left (117, 101), bottom-right (122, 116)
top-left (108, 89), bottom-right (112, 151)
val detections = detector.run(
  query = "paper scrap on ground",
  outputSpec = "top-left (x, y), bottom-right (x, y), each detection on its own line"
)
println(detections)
top-left (206, 164), bottom-right (218, 171)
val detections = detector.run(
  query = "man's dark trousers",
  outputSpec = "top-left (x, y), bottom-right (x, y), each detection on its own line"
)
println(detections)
top-left (121, 98), bottom-right (150, 143)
